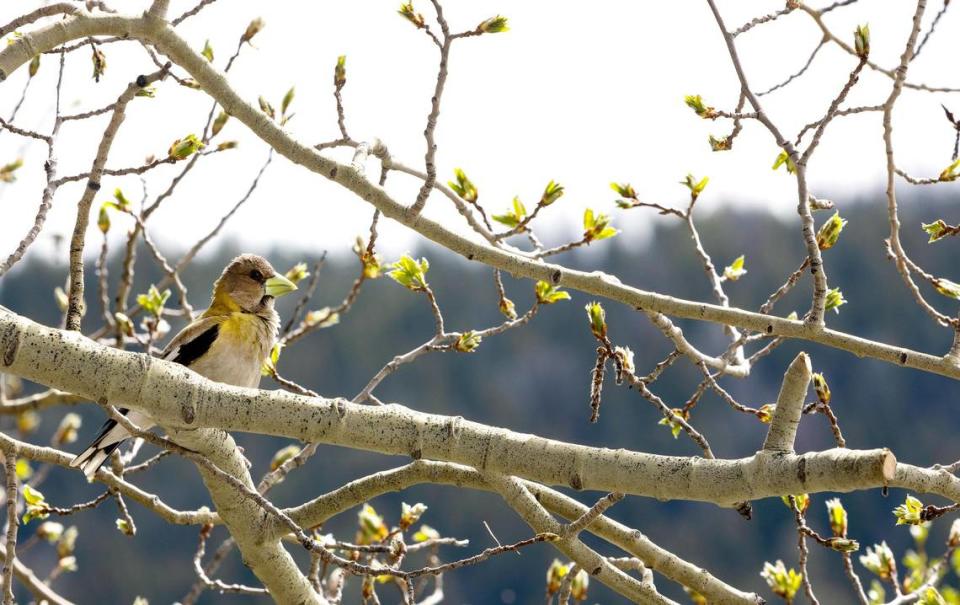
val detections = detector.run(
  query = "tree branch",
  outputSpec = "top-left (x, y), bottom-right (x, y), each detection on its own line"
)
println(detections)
top-left (0, 308), bottom-right (909, 512)
top-left (762, 352), bottom-right (812, 453)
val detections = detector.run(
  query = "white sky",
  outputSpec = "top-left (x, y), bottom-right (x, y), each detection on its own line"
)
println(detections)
top-left (1, 0), bottom-right (959, 267)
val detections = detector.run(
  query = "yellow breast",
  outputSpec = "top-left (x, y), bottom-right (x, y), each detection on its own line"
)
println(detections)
top-left (190, 313), bottom-right (274, 388)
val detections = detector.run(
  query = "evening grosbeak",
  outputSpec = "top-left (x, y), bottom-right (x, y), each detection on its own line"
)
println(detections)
top-left (70, 254), bottom-right (297, 480)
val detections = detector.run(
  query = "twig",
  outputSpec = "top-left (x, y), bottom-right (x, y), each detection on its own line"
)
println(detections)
top-left (406, 533), bottom-right (555, 579)
top-left (758, 39), bottom-right (825, 97)
top-left (705, 0), bottom-right (828, 324)
top-left (800, 57), bottom-right (867, 164)
top-left (128, 213), bottom-right (194, 319)
top-left (797, 3), bottom-right (960, 93)
top-left (111, 489), bottom-right (136, 536)
top-left (47, 491), bottom-right (111, 516)
top-left (697, 363), bottom-right (767, 419)
top-left (171, 0), bottom-right (219, 26)
top-left (96, 231), bottom-right (114, 329)
top-left (179, 536), bottom-right (236, 605)
top-left (636, 381), bottom-right (714, 458)
top-left (410, 1), bottom-right (454, 215)
top-left (177, 150), bottom-right (274, 272)
top-left (913, 0), bottom-right (950, 60)
top-left (191, 524), bottom-right (267, 596)
top-left (561, 492), bottom-right (624, 539)
top-left (788, 496), bottom-right (821, 605)
top-left (0, 3), bottom-right (79, 39)
top-left (880, 0), bottom-right (957, 330)
top-left (536, 238), bottom-right (590, 259)
top-left (0, 51), bottom-right (64, 278)
top-left (281, 209), bottom-right (378, 346)
top-left (122, 450), bottom-right (171, 475)
top-left (65, 66), bottom-right (169, 331)
top-left (842, 552), bottom-right (870, 605)
top-left (282, 257), bottom-right (325, 337)
top-left (2, 453), bottom-right (17, 605)
top-left (730, 6), bottom-right (794, 37)
top-left (52, 148), bottom-right (228, 187)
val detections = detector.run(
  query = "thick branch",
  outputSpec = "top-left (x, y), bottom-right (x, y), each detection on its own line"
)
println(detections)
top-left (162, 425), bottom-right (323, 604)
top-left (0, 308), bottom-right (909, 511)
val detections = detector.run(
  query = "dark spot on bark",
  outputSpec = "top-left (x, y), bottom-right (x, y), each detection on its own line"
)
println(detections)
top-left (181, 400), bottom-right (196, 424)
top-left (899, 352), bottom-right (908, 364)
top-left (551, 270), bottom-right (561, 284)
top-left (410, 447), bottom-right (422, 460)
top-left (1, 324), bottom-right (18, 366)
top-left (329, 166), bottom-right (338, 179)
top-left (136, 74), bottom-right (148, 87)
top-left (0, 70), bottom-right (6, 82)
top-left (591, 566), bottom-right (602, 576)
top-left (86, 180), bottom-right (101, 191)
top-left (569, 472), bottom-right (583, 490)
top-left (766, 325), bottom-right (773, 334)
top-left (797, 456), bottom-right (807, 485)
top-left (467, 254), bottom-right (474, 261)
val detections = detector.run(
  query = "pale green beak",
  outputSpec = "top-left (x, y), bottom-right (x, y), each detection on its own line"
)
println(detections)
top-left (265, 273), bottom-right (297, 297)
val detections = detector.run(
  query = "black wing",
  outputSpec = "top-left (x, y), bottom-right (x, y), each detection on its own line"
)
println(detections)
top-left (170, 323), bottom-right (219, 366)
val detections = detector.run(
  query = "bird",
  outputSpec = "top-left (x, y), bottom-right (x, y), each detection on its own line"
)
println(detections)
top-left (70, 254), bottom-right (297, 480)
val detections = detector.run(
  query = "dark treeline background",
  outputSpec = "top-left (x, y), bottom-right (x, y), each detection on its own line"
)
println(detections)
top-left (3, 189), bottom-right (960, 604)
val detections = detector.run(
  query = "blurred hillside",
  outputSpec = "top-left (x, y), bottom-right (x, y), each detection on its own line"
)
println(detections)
top-left (3, 189), bottom-right (960, 604)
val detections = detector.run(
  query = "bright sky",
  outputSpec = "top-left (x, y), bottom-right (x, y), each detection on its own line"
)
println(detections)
top-left (1, 0), bottom-right (959, 267)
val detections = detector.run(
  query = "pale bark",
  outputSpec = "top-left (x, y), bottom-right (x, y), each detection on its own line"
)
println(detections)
top-left (283, 460), bottom-right (764, 604)
top-left (0, 307), bottom-right (905, 512)
top-left (166, 426), bottom-right (323, 605)
top-left (486, 473), bottom-right (671, 604)
top-left (761, 352), bottom-right (811, 453)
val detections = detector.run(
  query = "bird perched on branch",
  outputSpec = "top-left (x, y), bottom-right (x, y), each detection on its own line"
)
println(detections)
top-left (70, 254), bottom-right (297, 480)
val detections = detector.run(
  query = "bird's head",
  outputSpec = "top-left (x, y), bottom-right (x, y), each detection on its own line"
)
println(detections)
top-left (210, 254), bottom-right (297, 314)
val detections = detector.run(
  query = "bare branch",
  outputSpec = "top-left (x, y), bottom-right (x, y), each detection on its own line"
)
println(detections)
top-left (762, 353), bottom-right (812, 453)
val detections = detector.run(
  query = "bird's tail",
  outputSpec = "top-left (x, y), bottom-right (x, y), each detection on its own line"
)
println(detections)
top-left (69, 440), bottom-right (123, 481)
top-left (69, 408), bottom-right (133, 481)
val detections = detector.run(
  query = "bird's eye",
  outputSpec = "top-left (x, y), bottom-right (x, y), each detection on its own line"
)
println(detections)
top-left (249, 269), bottom-right (264, 282)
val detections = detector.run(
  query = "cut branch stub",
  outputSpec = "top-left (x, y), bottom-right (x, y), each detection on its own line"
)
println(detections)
top-left (762, 352), bottom-right (811, 454)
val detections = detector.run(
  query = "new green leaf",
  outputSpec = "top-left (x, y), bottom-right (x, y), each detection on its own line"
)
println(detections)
top-left (388, 255), bottom-right (430, 291)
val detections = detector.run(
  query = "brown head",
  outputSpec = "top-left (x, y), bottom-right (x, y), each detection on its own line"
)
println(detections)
top-left (209, 254), bottom-right (297, 315)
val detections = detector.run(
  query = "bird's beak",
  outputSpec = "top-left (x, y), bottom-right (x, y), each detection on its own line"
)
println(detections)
top-left (265, 274), bottom-right (297, 297)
